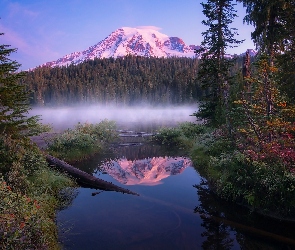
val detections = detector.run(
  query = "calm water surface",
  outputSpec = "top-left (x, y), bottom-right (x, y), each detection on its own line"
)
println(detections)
top-left (36, 106), bottom-right (295, 250)
top-left (57, 139), bottom-right (295, 250)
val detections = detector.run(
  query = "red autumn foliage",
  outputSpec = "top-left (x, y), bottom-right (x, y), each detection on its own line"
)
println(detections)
top-left (243, 140), bottom-right (295, 172)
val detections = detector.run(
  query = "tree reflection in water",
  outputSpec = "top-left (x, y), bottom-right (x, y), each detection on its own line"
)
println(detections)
top-left (194, 179), bottom-right (295, 249)
top-left (194, 179), bottom-right (235, 249)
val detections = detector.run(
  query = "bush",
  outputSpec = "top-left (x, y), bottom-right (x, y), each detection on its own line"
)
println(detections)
top-left (74, 120), bottom-right (117, 143)
top-left (190, 130), bottom-right (234, 167)
top-left (152, 127), bottom-right (182, 146)
top-left (48, 120), bottom-right (118, 161)
top-left (190, 129), bottom-right (295, 217)
top-left (0, 135), bottom-right (49, 178)
top-left (209, 151), bottom-right (295, 216)
top-left (0, 135), bottom-right (76, 249)
top-left (178, 122), bottom-right (206, 139)
top-left (0, 170), bottom-right (75, 249)
top-left (151, 122), bottom-right (206, 148)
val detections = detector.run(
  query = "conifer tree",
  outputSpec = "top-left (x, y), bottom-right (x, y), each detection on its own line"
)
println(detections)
top-left (234, 0), bottom-right (295, 158)
top-left (0, 32), bottom-right (38, 138)
top-left (275, 1), bottom-right (295, 104)
top-left (195, 0), bottom-right (243, 128)
top-left (239, 0), bottom-right (293, 141)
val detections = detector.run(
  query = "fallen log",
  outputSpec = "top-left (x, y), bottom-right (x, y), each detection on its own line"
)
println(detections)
top-left (45, 154), bottom-right (139, 196)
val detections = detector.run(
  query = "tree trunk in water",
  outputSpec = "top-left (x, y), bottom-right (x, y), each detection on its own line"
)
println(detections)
top-left (46, 154), bottom-right (139, 196)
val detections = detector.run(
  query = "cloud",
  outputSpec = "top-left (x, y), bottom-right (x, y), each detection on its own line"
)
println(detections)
top-left (8, 2), bottom-right (39, 19)
top-left (0, 24), bottom-right (30, 52)
top-left (136, 26), bottom-right (162, 31)
top-left (0, 23), bottom-right (61, 69)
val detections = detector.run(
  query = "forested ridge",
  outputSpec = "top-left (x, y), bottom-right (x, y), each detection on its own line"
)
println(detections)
top-left (22, 55), bottom-right (244, 106)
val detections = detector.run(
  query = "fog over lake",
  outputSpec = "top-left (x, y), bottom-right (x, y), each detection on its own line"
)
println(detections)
top-left (29, 104), bottom-right (198, 130)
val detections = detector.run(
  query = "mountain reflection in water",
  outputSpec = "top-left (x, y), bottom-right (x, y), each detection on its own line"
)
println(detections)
top-left (99, 156), bottom-right (192, 185)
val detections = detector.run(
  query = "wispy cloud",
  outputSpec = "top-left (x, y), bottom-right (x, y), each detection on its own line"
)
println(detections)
top-left (0, 24), bottom-right (30, 51)
top-left (0, 23), bottom-right (61, 68)
top-left (136, 26), bottom-right (162, 31)
top-left (7, 2), bottom-right (39, 19)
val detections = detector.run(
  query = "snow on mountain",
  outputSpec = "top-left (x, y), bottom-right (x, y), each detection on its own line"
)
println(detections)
top-left (99, 156), bottom-right (192, 186)
top-left (37, 27), bottom-right (256, 69)
top-left (240, 49), bottom-right (257, 57)
top-left (40, 27), bottom-right (200, 68)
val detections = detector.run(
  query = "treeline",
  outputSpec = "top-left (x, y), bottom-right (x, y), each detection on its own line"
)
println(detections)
top-left (23, 56), bottom-right (205, 106)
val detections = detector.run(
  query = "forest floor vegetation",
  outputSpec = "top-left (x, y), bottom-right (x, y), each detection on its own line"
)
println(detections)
top-left (1, 120), bottom-right (119, 249)
top-left (0, 134), bottom-right (76, 249)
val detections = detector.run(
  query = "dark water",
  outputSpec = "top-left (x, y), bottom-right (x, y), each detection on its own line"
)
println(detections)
top-left (57, 138), bottom-right (295, 250)
top-left (39, 106), bottom-right (295, 249)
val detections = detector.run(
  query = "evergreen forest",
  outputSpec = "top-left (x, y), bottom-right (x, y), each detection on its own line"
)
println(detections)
top-left (22, 55), bottom-right (244, 106)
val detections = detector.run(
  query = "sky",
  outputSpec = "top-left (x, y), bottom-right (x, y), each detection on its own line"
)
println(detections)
top-left (0, 0), bottom-right (255, 70)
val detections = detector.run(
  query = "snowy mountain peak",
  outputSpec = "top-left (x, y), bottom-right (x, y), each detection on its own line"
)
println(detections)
top-left (40, 27), bottom-right (198, 68)
top-left (99, 156), bottom-right (192, 186)
top-left (246, 49), bottom-right (257, 57)
top-left (37, 27), bottom-right (256, 69)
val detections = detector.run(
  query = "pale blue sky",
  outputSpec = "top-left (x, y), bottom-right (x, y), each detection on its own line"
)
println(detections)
top-left (0, 0), bottom-right (254, 70)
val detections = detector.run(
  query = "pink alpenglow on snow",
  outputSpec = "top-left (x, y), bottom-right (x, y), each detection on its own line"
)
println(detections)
top-left (39, 27), bottom-right (200, 68)
top-left (100, 156), bottom-right (192, 186)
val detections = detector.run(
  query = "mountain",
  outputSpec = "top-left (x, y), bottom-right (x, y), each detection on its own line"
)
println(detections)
top-left (99, 156), bottom-right (192, 186)
top-left (39, 27), bottom-right (256, 69)
top-left (40, 27), bottom-right (200, 68)
top-left (240, 49), bottom-right (257, 57)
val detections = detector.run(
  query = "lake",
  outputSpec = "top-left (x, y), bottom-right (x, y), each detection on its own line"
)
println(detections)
top-left (32, 105), bottom-right (295, 249)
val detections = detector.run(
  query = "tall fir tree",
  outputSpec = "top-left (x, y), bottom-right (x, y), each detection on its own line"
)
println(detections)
top-left (239, 0), bottom-right (295, 142)
top-left (241, 0), bottom-right (289, 57)
top-left (195, 0), bottom-right (243, 128)
top-left (0, 32), bottom-right (38, 138)
top-left (275, 1), bottom-right (295, 104)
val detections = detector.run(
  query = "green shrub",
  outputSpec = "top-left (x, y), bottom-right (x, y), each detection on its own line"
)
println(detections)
top-left (152, 122), bottom-right (206, 148)
top-left (152, 127), bottom-right (182, 146)
top-left (212, 152), bottom-right (295, 215)
top-left (178, 122), bottom-right (207, 138)
top-left (190, 130), bottom-right (234, 168)
top-left (0, 171), bottom-right (74, 250)
top-left (0, 134), bottom-right (76, 249)
top-left (191, 131), bottom-right (295, 216)
top-left (22, 147), bottom-right (49, 177)
top-left (48, 120), bottom-right (118, 161)
top-left (0, 177), bottom-right (51, 249)
top-left (75, 120), bottom-right (117, 143)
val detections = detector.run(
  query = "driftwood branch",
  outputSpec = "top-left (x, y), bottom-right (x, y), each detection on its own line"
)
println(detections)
top-left (45, 154), bottom-right (139, 196)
